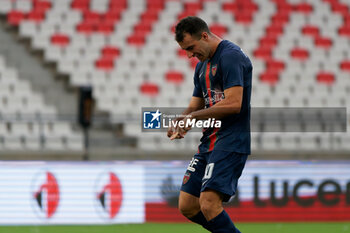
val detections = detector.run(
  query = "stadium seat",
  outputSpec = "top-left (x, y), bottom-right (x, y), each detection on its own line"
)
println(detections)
top-left (51, 33), bottom-right (70, 47)
top-left (290, 47), bottom-right (309, 60)
top-left (340, 60), bottom-right (350, 72)
top-left (165, 70), bottom-right (184, 85)
top-left (7, 10), bottom-right (26, 26)
top-left (95, 57), bottom-right (115, 71)
top-left (316, 71), bottom-right (335, 85)
top-left (140, 82), bottom-right (159, 96)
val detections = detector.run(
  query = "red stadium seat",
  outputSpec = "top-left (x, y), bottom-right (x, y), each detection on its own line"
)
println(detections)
top-left (76, 22), bottom-right (95, 34)
top-left (290, 48), bottom-right (309, 60)
top-left (190, 57), bottom-right (199, 69)
top-left (266, 24), bottom-right (284, 37)
top-left (253, 48), bottom-right (272, 60)
top-left (210, 24), bottom-right (228, 38)
top-left (259, 37), bottom-right (277, 49)
top-left (83, 11), bottom-right (101, 24)
top-left (7, 10), bottom-right (26, 26)
top-left (322, 0), bottom-right (337, 3)
top-left (316, 72), bottom-right (335, 85)
top-left (71, 0), bottom-right (89, 10)
top-left (344, 15), bottom-right (350, 25)
top-left (96, 23), bottom-right (114, 35)
top-left (177, 48), bottom-right (187, 58)
top-left (243, 1), bottom-right (259, 12)
top-left (127, 35), bottom-right (146, 46)
top-left (165, 71), bottom-right (184, 85)
top-left (134, 23), bottom-right (153, 35)
top-left (293, 3), bottom-right (313, 14)
top-left (101, 46), bottom-right (120, 59)
top-left (147, 0), bottom-right (164, 10)
top-left (266, 59), bottom-right (285, 72)
top-left (338, 26), bottom-right (350, 37)
top-left (103, 12), bottom-right (121, 22)
top-left (315, 36), bottom-right (332, 49)
top-left (140, 83), bottom-right (159, 96)
top-left (51, 34), bottom-right (70, 47)
top-left (33, 0), bottom-right (52, 12)
top-left (110, 0), bottom-right (127, 9)
top-left (95, 58), bottom-right (114, 71)
top-left (276, 2), bottom-right (293, 15)
top-left (340, 60), bottom-right (350, 72)
top-left (223, 0), bottom-right (258, 25)
top-left (140, 11), bottom-right (159, 22)
top-left (271, 14), bottom-right (289, 24)
top-left (222, 2), bottom-right (238, 12)
top-left (27, 11), bottom-right (45, 23)
top-left (331, 3), bottom-right (348, 15)
top-left (302, 25), bottom-right (320, 38)
top-left (260, 72), bottom-right (279, 85)
top-left (184, 2), bottom-right (202, 12)
top-left (235, 14), bottom-right (253, 24)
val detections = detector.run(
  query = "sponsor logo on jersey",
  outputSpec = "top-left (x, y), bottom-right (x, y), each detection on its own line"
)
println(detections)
top-left (211, 64), bottom-right (217, 76)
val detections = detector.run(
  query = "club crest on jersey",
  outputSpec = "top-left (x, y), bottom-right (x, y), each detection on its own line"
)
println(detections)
top-left (211, 64), bottom-right (217, 76)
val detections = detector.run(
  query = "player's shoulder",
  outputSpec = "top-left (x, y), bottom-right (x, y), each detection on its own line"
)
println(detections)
top-left (220, 41), bottom-right (247, 59)
top-left (219, 41), bottom-right (251, 64)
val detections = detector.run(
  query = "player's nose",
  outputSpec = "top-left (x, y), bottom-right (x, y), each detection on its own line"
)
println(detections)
top-left (186, 50), bottom-right (194, 58)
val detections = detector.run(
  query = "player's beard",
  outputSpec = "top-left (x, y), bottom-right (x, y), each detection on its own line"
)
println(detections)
top-left (196, 54), bottom-right (205, 61)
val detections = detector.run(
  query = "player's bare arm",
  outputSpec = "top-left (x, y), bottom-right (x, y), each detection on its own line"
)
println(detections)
top-left (191, 86), bottom-right (243, 120)
top-left (174, 86), bottom-right (242, 137)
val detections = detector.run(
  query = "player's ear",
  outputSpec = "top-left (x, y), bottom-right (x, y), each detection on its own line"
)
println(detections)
top-left (201, 32), bottom-right (209, 41)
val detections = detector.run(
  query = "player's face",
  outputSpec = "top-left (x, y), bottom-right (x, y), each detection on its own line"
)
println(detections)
top-left (178, 33), bottom-right (211, 62)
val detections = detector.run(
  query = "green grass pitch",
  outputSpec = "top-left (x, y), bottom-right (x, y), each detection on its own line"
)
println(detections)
top-left (0, 222), bottom-right (349, 233)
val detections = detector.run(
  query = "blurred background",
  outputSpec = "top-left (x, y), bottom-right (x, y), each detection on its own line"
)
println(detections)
top-left (0, 0), bottom-right (349, 230)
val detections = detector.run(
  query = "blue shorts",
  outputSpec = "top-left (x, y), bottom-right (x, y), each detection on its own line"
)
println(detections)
top-left (180, 150), bottom-right (248, 202)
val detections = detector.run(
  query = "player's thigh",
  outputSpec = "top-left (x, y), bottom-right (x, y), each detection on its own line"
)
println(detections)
top-left (201, 151), bottom-right (248, 202)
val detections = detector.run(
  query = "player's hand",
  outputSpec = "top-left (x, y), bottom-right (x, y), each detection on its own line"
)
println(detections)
top-left (169, 131), bottom-right (183, 140)
top-left (167, 120), bottom-right (184, 140)
top-left (175, 116), bottom-right (193, 138)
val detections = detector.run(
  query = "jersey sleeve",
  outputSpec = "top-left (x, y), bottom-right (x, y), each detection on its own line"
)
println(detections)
top-left (220, 51), bottom-right (244, 90)
top-left (192, 63), bottom-right (203, 98)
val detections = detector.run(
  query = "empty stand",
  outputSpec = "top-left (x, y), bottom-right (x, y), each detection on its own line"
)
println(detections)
top-left (1, 0), bottom-right (349, 153)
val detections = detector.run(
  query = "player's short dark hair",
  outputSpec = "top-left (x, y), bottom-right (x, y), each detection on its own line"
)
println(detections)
top-left (175, 16), bottom-right (210, 42)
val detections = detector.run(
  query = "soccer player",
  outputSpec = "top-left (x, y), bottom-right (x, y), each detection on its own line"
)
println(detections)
top-left (167, 16), bottom-right (252, 233)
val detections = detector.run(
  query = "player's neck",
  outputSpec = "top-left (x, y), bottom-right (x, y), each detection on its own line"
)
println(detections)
top-left (208, 34), bottom-right (223, 60)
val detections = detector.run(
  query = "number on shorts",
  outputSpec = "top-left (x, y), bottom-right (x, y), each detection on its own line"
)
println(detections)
top-left (203, 163), bottom-right (214, 179)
